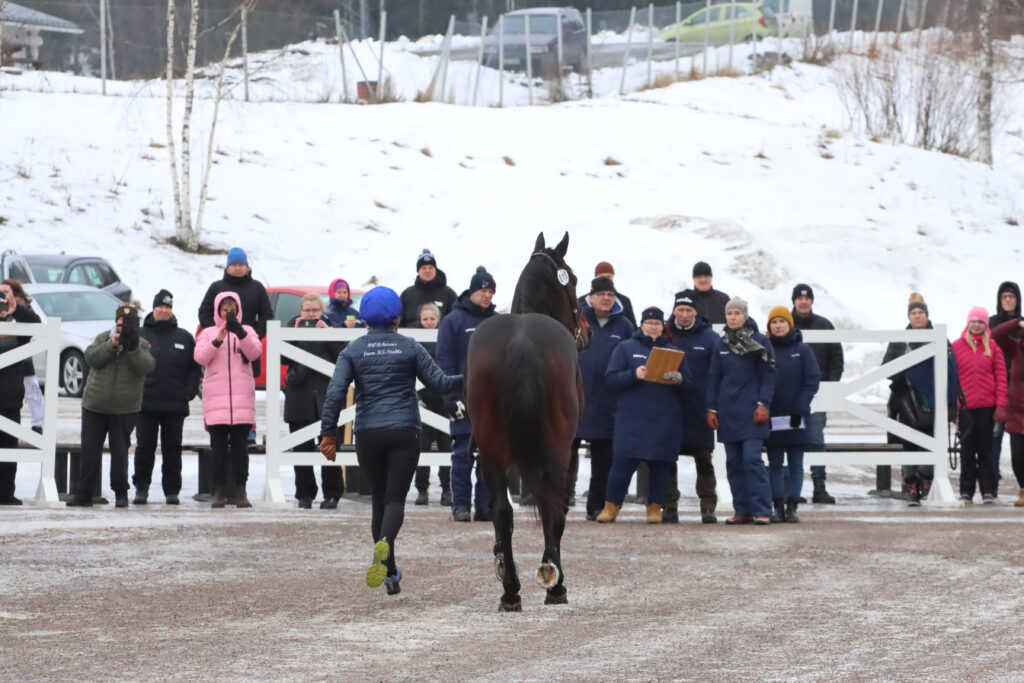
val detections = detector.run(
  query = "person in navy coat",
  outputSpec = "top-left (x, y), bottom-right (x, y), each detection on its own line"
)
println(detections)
top-left (707, 297), bottom-right (777, 525)
top-left (764, 307), bottom-right (821, 523)
top-left (596, 307), bottom-right (687, 524)
top-left (575, 277), bottom-right (635, 520)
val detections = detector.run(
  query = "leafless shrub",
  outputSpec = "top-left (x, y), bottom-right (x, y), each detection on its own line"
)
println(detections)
top-left (364, 77), bottom-right (401, 105)
top-left (547, 78), bottom-right (571, 103)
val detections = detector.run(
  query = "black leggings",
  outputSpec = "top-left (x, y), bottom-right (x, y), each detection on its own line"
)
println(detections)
top-left (355, 428), bottom-right (420, 576)
top-left (209, 424), bottom-right (250, 487)
top-left (1012, 433), bottom-right (1024, 488)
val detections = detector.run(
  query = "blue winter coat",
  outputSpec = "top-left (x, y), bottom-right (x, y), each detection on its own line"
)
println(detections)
top-left (577, 304), bottom-right (634, 440)
top-left (605, 331), bottom-right (687, 462)
top-left (765, 329), bottom-right (821, 447)
top-left (320, 328), bottom-right (462, 436)
top-left (436, 294), bottom-right (498, 436)
top-left (325, 299), bottom-right (365, 328)
top-left (669, 316), bottom-right (719, 450)
top-left (707, 329), bottom-right (777, 443)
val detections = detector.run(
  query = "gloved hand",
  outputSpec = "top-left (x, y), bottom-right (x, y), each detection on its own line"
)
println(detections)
top-left (706, 411), bottom-right (720, 430)
top-left (790, 414), bottom-right (802, 430)
top-left (445, 400), bottom-right (466, 421)
top-left (225, 312), bottom-right (246, 338)
top-left (661, 371), bottom-right (683, 385)
top-left (753, 404), bottom-right (770, 424)
top-left (319, 435), bottom-right (337, 462)
top-left (119, 325), bottom-right (138, 351)
top-left (994, 405), bottom-right (1007, 424)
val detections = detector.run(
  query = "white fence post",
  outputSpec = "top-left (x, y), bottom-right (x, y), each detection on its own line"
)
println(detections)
top-left (525, 13), bottom-right (533, 104)
top-left (619, 6), bottom-right (636, 95)
top-left (334, 9), bottom-right (350, 103)
top-left (828, 0), bottom-right (837, 38)
top-left (0, 317), bottom-right (62, 507)
top-left (850, 0), bottom-right (860, 52)
top-left (375, 10), bottom-right (386, 101)
top-left (100, 0), bottom-right (107, 94)
top-left (585, 8), bottom-right (593, 97)
top-left (895, 0), bottom-right (907, 46)
top-left (703, 0), bottom-right (710, 73)
top-left (498, 14), bottom-right (505, 107)
top-left (728, 0), bottom-right (736, 69)
top-left (241, 4), bottom-right (250, 102)
top-left (646, 3), bottom-right (654, 88)
top-left (473, 16), bottom-right (488, 106)
top-left (674, 1), bottom-right (681, 75)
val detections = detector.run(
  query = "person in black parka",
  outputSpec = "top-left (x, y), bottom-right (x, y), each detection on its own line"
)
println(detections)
top-left (197, 247), bottom-right (273, 364)
top-left (411, 302), bottom-right (452, 507)
top-left (398, 249), bottom-right (458, 328)
top-left (690, 261), bottom-right (731, 326)
top-left (989, 281), bottom-right (1020, 482)
top-left (132, 289), bottom-right (202, 505)
top-left (0, 285), bottom-right (42, 505)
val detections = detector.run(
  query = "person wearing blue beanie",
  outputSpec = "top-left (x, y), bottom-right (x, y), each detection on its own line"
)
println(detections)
top-left (319, 285), bottom-right (463, 597)
top-left (226, 247), bottom-right (248, 267)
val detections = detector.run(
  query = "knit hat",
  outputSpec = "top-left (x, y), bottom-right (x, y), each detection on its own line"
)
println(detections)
top-left (594, 261), bottom-right (615, 277)
top-left (469, 266), bottom-right (496, 294)
top-left (329, 278), bottom-right (350, 298)
top-left (967, 306), bottom-right (989, 324)
top-left (908, 292), bottom-right (928, 316)
top-left (416, 249), bottom-right (437, 270)
top-left (153, 289), bottom-right (173, 309)
top-left (590, 277), bottom-right (616, 295)
top-left (792, 283), bottom-right (814, 301)
top-left (692, 261), bottom-right (712, 278)
top-left (226, 247), bottom-right (248, 267)
top-left (359, 286), bottom-right (402, 326)
top-left (673, 290), bottom-right (697, 310)
top-left (640, 306), bottom-right (665, 323)
top-left (725, 297), bottom-right (748, 315)
top-left (115, 303), bottom-right (139, 320)
top-left (768, 306), bottom-right (794, 328)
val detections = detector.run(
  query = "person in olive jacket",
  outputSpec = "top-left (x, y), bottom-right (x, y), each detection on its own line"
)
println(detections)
top-left (0, 286), bottom-right (42, 505)
top-left (68, 304), bottom-right (156, 508)
top-left (765, 306), bottom-right (821, 523)
top-left (132, 290), bottom-right (201, 505)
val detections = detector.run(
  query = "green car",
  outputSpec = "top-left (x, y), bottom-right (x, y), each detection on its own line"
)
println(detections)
top-left (659, 2), bottom-right (778, 43)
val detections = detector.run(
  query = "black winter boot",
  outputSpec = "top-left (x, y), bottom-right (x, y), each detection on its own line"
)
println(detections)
top-left (785, 498), bottom-right (800, 523)
top-left (811, 477), bottom-right (835, 504)
top-left (770, 499), bottom-right (785, 523)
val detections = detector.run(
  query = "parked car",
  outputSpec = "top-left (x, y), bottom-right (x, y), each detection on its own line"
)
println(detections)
top-left (658, 2), bottom-right (777, 43)
top-left (483, 7), bottom-right (588, 77)
top-left (1, 250), bottom-right (35, 284)
top-left (23, 253), bottom-right (132, 303)
top-left (24, 284), bottom-right (124, 398)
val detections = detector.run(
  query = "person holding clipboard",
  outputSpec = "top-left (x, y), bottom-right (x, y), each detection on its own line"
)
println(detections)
top-left (596, 307), bottom-right (688, 524)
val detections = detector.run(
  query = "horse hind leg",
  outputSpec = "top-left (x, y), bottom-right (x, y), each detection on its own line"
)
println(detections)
top-left (486, 469), bottom-right (521, 612)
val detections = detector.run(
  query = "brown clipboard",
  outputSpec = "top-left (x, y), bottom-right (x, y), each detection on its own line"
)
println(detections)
top-left (643, 347), bottom-right (685, 384)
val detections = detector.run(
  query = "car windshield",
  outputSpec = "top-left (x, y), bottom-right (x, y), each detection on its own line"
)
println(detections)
top-left (499, 15), bottom-right (558, 35)
top-left (35, 290), bottom-right (118, 322)
top-left (30, 264), bottom-right (68, 283)
top-left (760, 6), bottom-right (777, 18)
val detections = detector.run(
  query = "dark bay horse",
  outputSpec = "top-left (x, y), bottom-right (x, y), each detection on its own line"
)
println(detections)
top-left (465, 232), bottom-right (591, 612)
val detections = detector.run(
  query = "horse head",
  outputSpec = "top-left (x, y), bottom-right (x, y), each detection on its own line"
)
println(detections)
top-left (511, 232), bottom-right (592, 351)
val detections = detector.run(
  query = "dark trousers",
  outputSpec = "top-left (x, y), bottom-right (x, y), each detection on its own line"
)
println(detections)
top-left (1010, 433), bottom-right (1024, 488)
top-left (356, 428), bottom-right (420, 577)
top-left (606, 456), bottom-right (672, 506)
top-left (290, 421), bottom-right (344, 500)
top-left (0, 407), bottom-right (19, 499)
top-left (665, 447), bottom-right (717, 512)
top-left (209, 424), bottom-right (250, 488)
top-left (132, 411), bottom-right (185, 496)
top-left (577, 438), bottom-right (612, 517)
top-left (959, 407), bottom-right (996, 497)
top-left (450, 432), bottom-right (491, 511)
top-left (415, 426), bottom-right (451, 492)
top-left (78, 408), bottom-right (136, 497)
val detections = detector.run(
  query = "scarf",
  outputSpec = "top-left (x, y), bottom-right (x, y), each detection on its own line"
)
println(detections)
top-left (724, 325), bottom-right (775, 368)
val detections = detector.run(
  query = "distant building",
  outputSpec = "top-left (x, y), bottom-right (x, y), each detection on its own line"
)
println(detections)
top-left (1, 2), bottom-right (83, 69)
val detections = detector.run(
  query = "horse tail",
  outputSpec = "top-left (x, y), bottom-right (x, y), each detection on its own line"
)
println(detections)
top-left (502, 333), bottom-right (567, 521)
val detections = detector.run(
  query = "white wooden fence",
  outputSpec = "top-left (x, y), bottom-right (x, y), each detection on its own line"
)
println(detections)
top-left (0, 318), bottom-right (62, 507)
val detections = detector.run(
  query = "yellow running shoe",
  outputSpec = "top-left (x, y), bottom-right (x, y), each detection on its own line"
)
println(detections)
top-left (366, 538), bottom-right (390, 588)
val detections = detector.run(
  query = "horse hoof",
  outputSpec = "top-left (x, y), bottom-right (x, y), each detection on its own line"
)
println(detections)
top-left (544, 587), bottom-right (568, 605)
top-left (536, 562), bottom-right (560, 589)
top-left (498, 598), bottom-right (522, 612)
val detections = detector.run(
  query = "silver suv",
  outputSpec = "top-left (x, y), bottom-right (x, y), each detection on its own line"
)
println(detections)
top-left (483, 7), bottom-right (588, 77)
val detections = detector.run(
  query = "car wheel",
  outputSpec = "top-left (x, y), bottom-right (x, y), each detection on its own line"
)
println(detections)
top-left (61, 350), bottom-right (88, 398)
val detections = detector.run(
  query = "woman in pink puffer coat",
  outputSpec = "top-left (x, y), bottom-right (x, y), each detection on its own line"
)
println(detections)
top-left (195, 291), bottom-right (262, 508)
top-left (951, 306), bottom-right (1007, 504)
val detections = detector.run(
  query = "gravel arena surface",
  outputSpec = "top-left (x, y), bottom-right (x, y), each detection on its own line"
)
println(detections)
top-left (4, 399), bottom-right (1024, 680)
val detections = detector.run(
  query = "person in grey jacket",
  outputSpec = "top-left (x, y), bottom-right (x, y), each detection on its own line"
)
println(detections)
top-left (319, 286), bottom-right (462, 597)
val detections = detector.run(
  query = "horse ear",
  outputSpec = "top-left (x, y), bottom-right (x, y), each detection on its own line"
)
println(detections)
top-left (533, 233), bottom-right (545, 253)
top-left (553, 231), bottom-right (569, 259)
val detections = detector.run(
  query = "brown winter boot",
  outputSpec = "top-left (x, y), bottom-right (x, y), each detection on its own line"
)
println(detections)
top-left (646, 503), bottom-right (662, 524)
top-left (1015, 489), bottom-right (1024, 508)
top-left (211, 486), bottom-right (227, 509)
top-left (596, 502), bottom-right (621, 523)
top-left (235, 488), bottom-right (252, 509)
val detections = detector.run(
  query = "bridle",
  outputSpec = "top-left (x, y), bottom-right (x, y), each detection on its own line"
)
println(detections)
top-left (530, 250), bottom-right (587, 347)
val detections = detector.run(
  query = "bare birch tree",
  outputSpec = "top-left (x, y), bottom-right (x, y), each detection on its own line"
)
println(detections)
top-left (166, 0), bottom-right (259, 252)
top-left (0, 0), bottom-right (7, 113)
top-left (977, 0), bottom-right (995, 166)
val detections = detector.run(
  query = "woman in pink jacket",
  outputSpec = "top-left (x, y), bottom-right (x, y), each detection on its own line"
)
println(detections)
top-left (195, 292), bottom-right (262, 508)
top-left (952, 306), bottom-right (1007, 503)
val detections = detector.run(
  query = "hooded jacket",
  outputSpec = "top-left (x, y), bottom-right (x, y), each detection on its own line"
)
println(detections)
top-left (0, 304), bottom-right (42, 409)
top-left (436, 293), bottom-right (498, 436)
top-left (766, 328), bottom-right (821, 447)
top-left (399, 269), bottom-right (458, 328)
top-left (989, 281), bottom-right (1021, 381)
top-left (993, 318), bottom-right (1024, 434)
top-left (576, 303), bottom-right (634, 441)
top-left (194, 292), bottom-right (263, 426)
top-left (138, 312), bottom-right (202, 414)
top-left (952, 325), bottom-right (1007, 410)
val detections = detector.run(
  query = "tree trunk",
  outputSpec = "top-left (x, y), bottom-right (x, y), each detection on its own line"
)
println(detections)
top-left (181, 0), bottom-right (200, 250)
top-left (977, 0), bottom-right (994, 166)
top-left (105, 0), bottom-right (117, 80)
top-left (0, 0), bottom-right (6, 116)
top-left (166, 0), bottom-right (189, 247)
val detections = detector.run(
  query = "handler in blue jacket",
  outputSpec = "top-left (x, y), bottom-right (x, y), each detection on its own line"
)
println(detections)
top-left (575, 277), bottom-right (635, 520)
top-left (764, 306), bottom-right (821, 523)
top-left (596, 306), bottom-right (687, 525)
top-left (707, 297), bottom-right (777, 525)
top-left (319, 286), bottom-right (462, 597)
